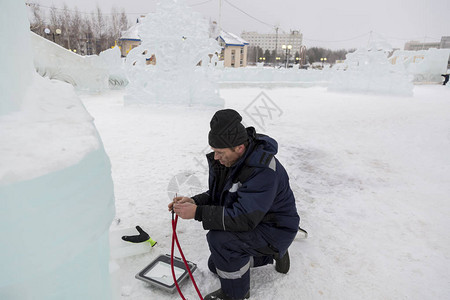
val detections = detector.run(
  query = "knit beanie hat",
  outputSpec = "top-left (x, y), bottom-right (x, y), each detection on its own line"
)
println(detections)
top-left (208, 109), bottom-right (248, 148)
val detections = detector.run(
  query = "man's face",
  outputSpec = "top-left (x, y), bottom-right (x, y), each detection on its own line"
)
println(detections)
top-left (211, 147), bottom-right (242, 167)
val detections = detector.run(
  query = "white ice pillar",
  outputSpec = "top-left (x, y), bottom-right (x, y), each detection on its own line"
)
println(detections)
top-left (0, 0), bottom-right (34, 116)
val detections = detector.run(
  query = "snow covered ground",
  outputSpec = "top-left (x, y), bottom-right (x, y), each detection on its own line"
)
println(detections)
top-left (81, 85), bottom-right (450, 300)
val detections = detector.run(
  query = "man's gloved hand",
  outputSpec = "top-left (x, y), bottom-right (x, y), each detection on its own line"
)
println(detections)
top-left (122, 226), bottom-right (156, 246)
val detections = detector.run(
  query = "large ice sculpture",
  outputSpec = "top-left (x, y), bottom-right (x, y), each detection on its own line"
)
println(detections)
top-left (31, 32), bottom-right (109, 92)
top-left (328, 39), bottom-right (414, 96)
top-left (0, 1), bottom-right (115, 299)
top-left (389, 48), bottom-right (450, 83)
top-left (99, 46), bottom-right (128, 88)
top-left (0, 1), bottom-right (33, 116)
top-left (124, 0), bottom-right (223, 107)
top-left (31, 32), bottom-right (129, 91)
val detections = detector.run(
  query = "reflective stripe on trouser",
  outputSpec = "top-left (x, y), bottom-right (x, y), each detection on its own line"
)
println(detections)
top-left (216, 259), bottom-right (251, 279)
top-left (206, 230), bottom-right (277, 299)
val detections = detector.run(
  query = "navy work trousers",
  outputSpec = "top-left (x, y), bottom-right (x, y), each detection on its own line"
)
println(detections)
top-left (206, 229), bottom-right (277, 299)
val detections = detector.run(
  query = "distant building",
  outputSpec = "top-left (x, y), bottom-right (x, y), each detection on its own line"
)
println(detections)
top-left (440, 36), bottom-right (450, 49)
top-left (241, 30), bottom-right (303, 55)
top-left (440, 37), bottom-right (450, 68)
top-left (217, 31), bottom-right (249, 68)
top-left (404, 40), bottom-right (440, 51)
top-left (118, 17), bottom-right (143, 57)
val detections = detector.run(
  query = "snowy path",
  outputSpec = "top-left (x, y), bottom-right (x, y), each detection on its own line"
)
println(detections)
top-left (81, 86), bottom-right (450, 300)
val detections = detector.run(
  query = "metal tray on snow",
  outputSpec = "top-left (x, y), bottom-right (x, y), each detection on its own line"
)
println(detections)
top-left (135, 254), bottom-right (197, 293)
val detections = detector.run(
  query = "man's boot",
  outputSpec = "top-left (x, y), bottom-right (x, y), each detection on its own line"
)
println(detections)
top-left (275, 250), bottom-right (290, 274)
top-left (204, 288), bottom-right (250, 300)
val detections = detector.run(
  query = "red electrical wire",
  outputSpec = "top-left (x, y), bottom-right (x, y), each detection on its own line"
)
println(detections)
top-left (171, 210), bottom-right (204, 300)
top-left (171, 212), bottom-right (184, 299)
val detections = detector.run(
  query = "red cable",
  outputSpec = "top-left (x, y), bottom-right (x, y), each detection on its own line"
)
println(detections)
top-left (171, 213), bottom-right (185, 299)
top-left (173, 216), bottom-right (203, 299)
top-left (171, 212), bottom-right (204, 300)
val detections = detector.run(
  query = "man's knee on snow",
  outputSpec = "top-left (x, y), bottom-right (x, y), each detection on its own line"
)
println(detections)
top-left (208, 255), bottom-right (217, 274)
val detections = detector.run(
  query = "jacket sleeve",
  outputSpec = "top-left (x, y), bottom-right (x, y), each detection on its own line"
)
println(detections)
top-left (200, 168), bottom-right (278, 231)
top-left (192, 191), bottom-right (211, 206)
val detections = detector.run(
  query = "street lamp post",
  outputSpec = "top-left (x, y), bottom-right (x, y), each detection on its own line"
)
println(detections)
top-left (44, 28), bottom-right (61, 43)
top-left (320, 57), bottom-right (327, 69)
top-left (282, 44), bottom-right (292, 68)
top-left (86, 33), bottom-right (93, 55)
top-left (299, 45), bottom-right (306, 67)
top-left (55, 28), bottom-right (61, 44)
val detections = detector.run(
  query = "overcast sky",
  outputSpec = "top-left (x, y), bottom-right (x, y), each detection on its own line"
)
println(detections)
top-left (33, 0), bottom-right (450, 50)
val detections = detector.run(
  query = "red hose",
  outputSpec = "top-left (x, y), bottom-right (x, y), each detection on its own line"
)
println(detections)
top-left (171, 213), bottom-right (185, 299)
top-left (171, 211), bottom-right (204, 300)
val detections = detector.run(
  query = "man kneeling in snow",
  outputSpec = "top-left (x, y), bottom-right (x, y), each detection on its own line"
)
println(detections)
top-left (169, 109), bottom-right (299, 300)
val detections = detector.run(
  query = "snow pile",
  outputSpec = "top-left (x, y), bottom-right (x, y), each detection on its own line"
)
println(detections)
top-left (31, 32), bottom-right (109, 92)
top-left (124, 0), bottom-right (223, 107)
top-left (389, 48), bottom-right (450, 83)
top-left (328, 40), bottom-right (414, 96)
top-left (218, 68), bottom-right (330, 87)
top-left (0, 1), bottom-right (114, 299)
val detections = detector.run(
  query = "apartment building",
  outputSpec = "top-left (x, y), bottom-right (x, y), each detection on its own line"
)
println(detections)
top-left (217, 31), bottom-right (249, 68)
top-left (241, 30), bottom-right (303, 54)
top-left (440, 36), bottom-right (450, 49)
top-left (404, 40), bottom-right (440, 51)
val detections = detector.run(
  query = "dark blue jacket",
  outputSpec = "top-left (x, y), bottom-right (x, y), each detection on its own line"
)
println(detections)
top-left (193, 127), bottom-right (299, 253)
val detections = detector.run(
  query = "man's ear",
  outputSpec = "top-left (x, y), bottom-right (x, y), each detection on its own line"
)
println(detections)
top-left (236, 144), bottom-right (245, 154)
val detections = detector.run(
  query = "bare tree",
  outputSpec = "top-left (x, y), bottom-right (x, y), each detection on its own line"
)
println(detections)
top-left (57, 3), bottom-right (72, 49)
top-left (263, 49), bottom-right (271, 63)
top-left (119, 9), bottom-right (129, 35)
top-left (27, 2), bottom-right (132, 55)
top-left (83, 15), bottom-right (95, 55)
top-left (110, 6), bottom-right (121, 45)
top-left (91, 6), bottom-right (107, 54)
top-left (29, 4), bottom-right (45, 35)
top-left (49, 5), bottom-right (59, 28)
top-left (305, 47), bottom-right (353, 64)
top-left (271, 49), bottom-right (277, 63)
top-left (49, 5), bottom-right (61, 35)
top-left (70, 7), bottom-right (82, 52)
